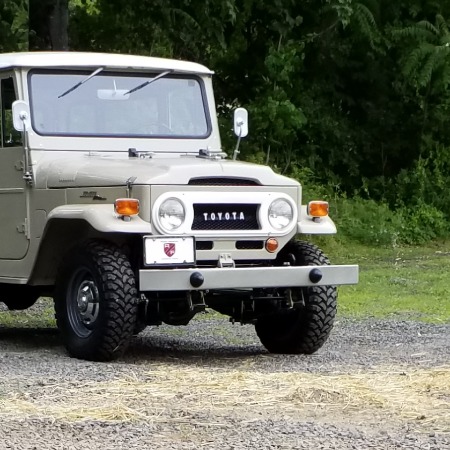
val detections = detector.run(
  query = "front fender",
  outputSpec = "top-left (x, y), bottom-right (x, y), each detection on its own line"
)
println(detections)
top-left (47, 204), bottom-right (152, 233)
top-left (297, 206), bottom-right (337, 235)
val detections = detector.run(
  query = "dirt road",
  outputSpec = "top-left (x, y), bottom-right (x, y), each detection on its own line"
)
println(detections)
top-left (0, 300), bottom-right (449, 449)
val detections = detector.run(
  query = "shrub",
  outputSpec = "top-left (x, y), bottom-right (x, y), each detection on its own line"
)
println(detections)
top-left (333, 197), bottom-right (402, 246)
top-left (328, 197), bottom-right (449, 246)
top-left (396, 203), bottom-right (449, 245)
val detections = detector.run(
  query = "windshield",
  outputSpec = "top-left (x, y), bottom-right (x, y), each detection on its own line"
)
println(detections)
top-left (28, 70), bottom-right (210, 138)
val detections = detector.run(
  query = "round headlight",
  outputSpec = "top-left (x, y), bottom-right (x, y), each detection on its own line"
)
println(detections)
top-left (268, 199), bottom-right (294, 230)
top-left (159, 198), bottom-right (185, 231)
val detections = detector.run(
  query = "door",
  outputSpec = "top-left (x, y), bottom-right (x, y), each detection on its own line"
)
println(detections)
top-left (0, 75), bottom-right (29, 259)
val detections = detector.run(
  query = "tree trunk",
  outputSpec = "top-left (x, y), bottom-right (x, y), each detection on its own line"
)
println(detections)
top-left (29, 0), bottom-right (69, 50)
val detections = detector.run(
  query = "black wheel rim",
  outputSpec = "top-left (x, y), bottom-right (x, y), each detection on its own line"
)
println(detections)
top-left (67, 267), bottom-right (100, 338)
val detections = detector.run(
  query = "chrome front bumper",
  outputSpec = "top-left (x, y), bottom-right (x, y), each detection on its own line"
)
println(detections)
top-left (139, 264), bottom-right (359, 291)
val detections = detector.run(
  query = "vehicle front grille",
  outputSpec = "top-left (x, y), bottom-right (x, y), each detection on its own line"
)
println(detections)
top-left (192, 204), bottom-right (260, 230)
top-left (188, 177), bottom-right (260, 186)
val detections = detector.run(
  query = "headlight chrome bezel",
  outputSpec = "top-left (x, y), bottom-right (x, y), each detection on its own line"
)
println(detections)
top-left (158, 197), bottom-right (186, 232)
top-left (268, 198), bottom-right (295, 231)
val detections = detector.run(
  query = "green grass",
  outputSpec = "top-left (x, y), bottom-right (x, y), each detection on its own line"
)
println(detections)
top-left (0, 298), bottom-right (56, 328)
top-left (319, 239), bottom-right (450, 323)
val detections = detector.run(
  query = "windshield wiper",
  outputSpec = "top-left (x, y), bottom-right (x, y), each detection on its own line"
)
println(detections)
top-left (124, 70), bottom-right (174, 95)
top-left (58, 67), bottom-right (104, 99)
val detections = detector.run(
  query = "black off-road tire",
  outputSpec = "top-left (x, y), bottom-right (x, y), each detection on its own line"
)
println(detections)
top-left (255, 240), bottom-right (337, 354)
top-left (54, 241), bottom-right (138, 361)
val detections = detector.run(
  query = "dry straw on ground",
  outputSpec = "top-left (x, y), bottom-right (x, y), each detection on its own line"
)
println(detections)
top-left (0, 365), bottom-right (448, 433)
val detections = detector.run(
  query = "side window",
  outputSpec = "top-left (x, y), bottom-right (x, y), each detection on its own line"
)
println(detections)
top-left (1, 77), bottom-right (22, 147)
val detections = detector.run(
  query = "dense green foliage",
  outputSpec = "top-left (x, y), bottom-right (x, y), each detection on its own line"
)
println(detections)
top-left (3, 0), bottom-right (450, 244)
top-left (0, 0), bottom-right (27, 52)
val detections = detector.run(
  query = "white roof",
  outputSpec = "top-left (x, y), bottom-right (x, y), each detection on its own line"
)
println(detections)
top-left (0, 52), bottom-right (213, 75)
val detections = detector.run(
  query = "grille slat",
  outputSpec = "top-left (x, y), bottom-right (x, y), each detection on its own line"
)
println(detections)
top-left (192, 203), bottom-right (259, 230)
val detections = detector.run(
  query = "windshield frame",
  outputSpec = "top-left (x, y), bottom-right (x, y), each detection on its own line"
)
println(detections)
top-left (27, 69), bottom-right (212, 140)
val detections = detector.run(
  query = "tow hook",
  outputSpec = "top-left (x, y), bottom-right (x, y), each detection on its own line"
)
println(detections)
top-left (218, 253), bottom-right (235, 268)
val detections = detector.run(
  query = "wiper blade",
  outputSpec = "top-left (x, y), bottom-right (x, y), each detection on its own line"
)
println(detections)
top-left (124, 70), bottom-right (174, 95)
top-left (58, 67), bottom-right (104, 99)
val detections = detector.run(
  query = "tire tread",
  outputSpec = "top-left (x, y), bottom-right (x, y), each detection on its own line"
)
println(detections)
top-left (54, 241), bottom-right (138, 361)
top-left (256, 240), bottom-right (337, 355)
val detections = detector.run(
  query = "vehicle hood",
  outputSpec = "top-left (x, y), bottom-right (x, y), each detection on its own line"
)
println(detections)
top-left (37, 153), bottom-right (299, 188)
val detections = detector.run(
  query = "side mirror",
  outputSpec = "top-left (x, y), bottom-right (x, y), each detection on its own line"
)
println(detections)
top-left (233, 107), bottom-right (248, 138)
top-left (232, 107), bottom-right (248, 160)
top-left (12, 100), bottom-right (31, 131)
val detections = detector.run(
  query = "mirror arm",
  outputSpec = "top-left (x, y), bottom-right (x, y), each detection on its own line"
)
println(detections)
top-left (21, 112), bottom-right (33, 186)
top-left (232, 120), bottom-right (244, 160)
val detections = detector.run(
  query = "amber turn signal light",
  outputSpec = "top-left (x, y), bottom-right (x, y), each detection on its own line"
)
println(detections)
top-left (115, 198), bottom-right (140, 216)
top-left (265, 238), bottom-right (279, 253)
top-left (307, 201), bottom-right (329, 218)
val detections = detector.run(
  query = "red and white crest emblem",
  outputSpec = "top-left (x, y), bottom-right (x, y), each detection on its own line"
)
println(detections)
top-left (164, 242), bottom-right (176, 257)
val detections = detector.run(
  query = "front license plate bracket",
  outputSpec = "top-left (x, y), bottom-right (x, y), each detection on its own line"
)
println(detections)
top-left (144, 236), bottom-right (195, 266)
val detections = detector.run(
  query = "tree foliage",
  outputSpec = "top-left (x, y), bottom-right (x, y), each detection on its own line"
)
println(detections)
top-left (3, 0), bottom-right (450, 240)
top-left (0, 0), bottom-right (28, 52)
top-left (29, 0), bottom-right (69, 50)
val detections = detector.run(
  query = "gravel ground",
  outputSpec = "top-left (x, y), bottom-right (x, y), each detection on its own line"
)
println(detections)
top-left (0, 300), bottom-right (449, 450)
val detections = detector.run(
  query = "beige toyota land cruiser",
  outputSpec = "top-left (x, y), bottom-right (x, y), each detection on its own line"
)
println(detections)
top-left (0, 52), bottom-right (358, 361)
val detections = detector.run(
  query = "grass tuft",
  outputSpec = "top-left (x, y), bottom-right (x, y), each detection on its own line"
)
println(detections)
top-left (313, 239), bottom-right (450, 323)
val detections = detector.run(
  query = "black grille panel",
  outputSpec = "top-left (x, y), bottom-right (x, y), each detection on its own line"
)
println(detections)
top-left (188, 177), bottom-right (260, 186)
top-left (196, 241), bottom-right (214, 250)
top-left (236, 240), bottom-right (264, 250)
top-left (192, 204), bottom-right (260, 230)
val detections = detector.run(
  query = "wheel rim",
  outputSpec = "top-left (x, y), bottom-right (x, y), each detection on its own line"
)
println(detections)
top-left (67, 268), bottom-right (100, 338)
